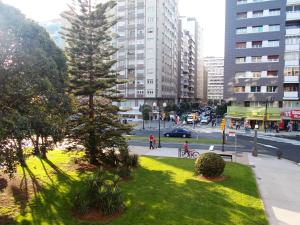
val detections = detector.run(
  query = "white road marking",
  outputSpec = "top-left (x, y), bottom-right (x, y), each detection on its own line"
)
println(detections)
top-left (257, 143), bottom-right (278, 149)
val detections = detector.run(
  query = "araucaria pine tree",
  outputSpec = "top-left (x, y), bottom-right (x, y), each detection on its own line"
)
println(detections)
top-left (62, 0), bottom-right (130, 165)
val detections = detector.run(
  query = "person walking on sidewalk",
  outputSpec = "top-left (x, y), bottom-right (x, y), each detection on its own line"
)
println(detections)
top-left (149, 134), bottom-right (155, 150)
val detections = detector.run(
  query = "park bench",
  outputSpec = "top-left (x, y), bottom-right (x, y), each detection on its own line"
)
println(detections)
top-left (218, 153), bottom-right (233, 162)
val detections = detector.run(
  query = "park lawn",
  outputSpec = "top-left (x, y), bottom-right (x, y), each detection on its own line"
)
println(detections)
top-left (126, 135), bottom-right (223, 145)
top-left (1, 150), bottom-right (267, 225)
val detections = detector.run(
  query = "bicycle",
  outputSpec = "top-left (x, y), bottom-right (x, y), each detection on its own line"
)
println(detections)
top-left (181, 149), bottom-right (200, 159)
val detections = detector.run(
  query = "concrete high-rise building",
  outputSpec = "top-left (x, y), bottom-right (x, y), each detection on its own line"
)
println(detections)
top-left (113, 0), bottom-right (179, 111)
top-left (204, 57), bottom-right (224, 101)
top-left (196, 59), bottom-right (208, 101)
top-left (224, 0), bottom-right (300, 130)
top-left (178, 17), bottom-right (198, 101)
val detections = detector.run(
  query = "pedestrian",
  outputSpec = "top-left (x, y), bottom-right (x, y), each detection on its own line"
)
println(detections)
top-left (183, 141), bottom-right (190, 156)
top-left (288, 122), bottom-right (293, 132)
top-left (153, 136), bottom-right (157, 149)
top-left (149, 134), bottom-right (155, 150)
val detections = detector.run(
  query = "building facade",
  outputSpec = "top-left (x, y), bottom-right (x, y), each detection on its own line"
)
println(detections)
top-left (113, 0), bottom-right (179, 111)
top-left (178, 17), bottom-right (198, 101)
top-left (203, 57), bottom-right (224, 101)
top-left (224, 0), bottom-right (300, 130)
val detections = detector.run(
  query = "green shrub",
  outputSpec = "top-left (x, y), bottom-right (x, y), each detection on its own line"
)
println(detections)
top-left (74, 169), bottom-right (124, 215)
top-left (116, 166), bottom-right (131, 179)
top-left (195, 153), bottom-right (225, 178)
top-left (128, 154), bottom-right (139, 168)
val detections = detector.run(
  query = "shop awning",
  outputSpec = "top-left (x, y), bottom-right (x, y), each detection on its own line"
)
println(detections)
top-left (227, 106), bottom-right (281, 120)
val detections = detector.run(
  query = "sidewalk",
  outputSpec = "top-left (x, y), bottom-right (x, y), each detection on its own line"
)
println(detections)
top-left (249, 154), bottom-right (300, 225)
top-left (130, 145), bottom-right (300, 225)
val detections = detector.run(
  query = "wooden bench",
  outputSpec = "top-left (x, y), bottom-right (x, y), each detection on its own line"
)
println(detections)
top-left (218, 153), bottom-right (233, 162)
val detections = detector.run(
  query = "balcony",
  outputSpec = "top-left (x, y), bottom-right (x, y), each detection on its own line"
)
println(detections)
top-left (286, 11), bottom-right (300, 21)
top-left (287, 0), bottom-right (300, 5)
top-left (284, 76), bottom-right (299, 83)
top-left (286, 28), bottom-right (300, 36)
top-left (284, 91), bottom-right (299, 100)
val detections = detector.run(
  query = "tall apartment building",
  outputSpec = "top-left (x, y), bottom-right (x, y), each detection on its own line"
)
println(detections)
top-left (204, 57), bottom-right (224, 101)
top-left (113, 0), bottom-right (179, 110)
top-left (178, 17), bottom-right (198, 101)
top-left (224, 0), bottom-right (300, 130)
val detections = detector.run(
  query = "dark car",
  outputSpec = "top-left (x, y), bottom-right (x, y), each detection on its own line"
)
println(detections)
top-left (164, 128), bottom-right (192, 138)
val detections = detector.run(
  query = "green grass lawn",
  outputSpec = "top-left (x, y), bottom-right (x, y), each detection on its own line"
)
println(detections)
top-left (126, 135), bottom-right (223, 145)
top-left (1, 150), bottom-right (267, 225)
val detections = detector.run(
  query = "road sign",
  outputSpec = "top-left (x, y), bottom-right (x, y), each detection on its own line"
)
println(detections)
top-left (229, 131), bottom-right (236, 137)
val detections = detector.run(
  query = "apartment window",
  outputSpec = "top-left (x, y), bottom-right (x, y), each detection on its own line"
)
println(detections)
top-left (253, 10), bottom-right (263, 18)
top-left (252, 71), bottom-right (262, 78)
top-left (268, 40), bottom-right (280, 47)
top-left (237, 12), bottom-right (247, 19)
top-left (268, 55), bottom-right (279, 62)
top-left (128, 69), bottom-right (135, 75)
top-left (284, 67), bottom-right (300, 76)
top-left (236, 27), bottom-right (247, 34)
top-left (236, 42), bottom-right (246, 49)
top-left (235, 72), bottom-right (246, 78)
top-left (269, 9), bottom-right (280, 16)
top-left (269, 24), bottom-right (280, 32)
top-left (236, 57), bottom-right (246, 64)
top-left (237, 0), bottom-right (247, 4)
top-left (252, 56), bottom-right (262, 63)
top-left (285, 52), bottom-right (300, 60)
top-left (252, 41), bottom-right (262, 48)
top-left (267, 70), bottom-right (278, 77)
top-left (147, 79), bottom-right (154, 84)
top-left (251, 86), bottom-right (261, 93)
top-left (234, 86), bottom-right (245, 93)
top-left (284, 84), bottom-right (299, 92)
top-left (267, 86), bottom-right (278, 93)
top-left (285, 36), bottom-right (300, 45)
top-left (252, 26), bottom-right (263, 33)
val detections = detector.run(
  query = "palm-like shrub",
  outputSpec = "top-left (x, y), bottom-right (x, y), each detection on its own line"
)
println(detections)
top-left (195, 153), bottom-right (226, 178)
top-left (74, 169), bottom-right (124, 215)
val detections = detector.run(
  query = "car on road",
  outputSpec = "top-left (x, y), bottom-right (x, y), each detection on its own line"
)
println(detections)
top-left (164, 128), bottom-right (192, 138)
top-left (200, 117), bottom-right (209, 124)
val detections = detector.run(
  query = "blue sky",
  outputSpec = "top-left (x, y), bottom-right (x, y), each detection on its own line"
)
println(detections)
top-left (3, 0), bottom-right (225, 57)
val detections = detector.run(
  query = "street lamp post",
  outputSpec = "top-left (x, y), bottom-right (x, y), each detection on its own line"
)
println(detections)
top-left (153, 102), bottom-right (166, 148)
top-left (252, 124), bottom-right (259, 157)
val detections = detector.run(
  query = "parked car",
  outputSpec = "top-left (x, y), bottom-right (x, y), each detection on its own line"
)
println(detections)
top-left (187, 115), bottom-right (194, 124)
top-left (200, 117), bottom-right (209, 124)
top-left (164, 128), bottom-right (192, 138)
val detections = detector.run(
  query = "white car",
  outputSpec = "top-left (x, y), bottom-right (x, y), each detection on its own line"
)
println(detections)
top-left (187, 115), bottom-right (194, 124)
top-left (200, 117), bottom-right (209, 124)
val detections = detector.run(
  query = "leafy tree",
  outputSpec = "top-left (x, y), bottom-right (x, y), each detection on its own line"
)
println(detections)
top-left (0, 2), bottom-right (70, 171)
top-left (139, 105), bottom-right (152, 121)
top-left (164, 103), bottom-right (178, 113)
top-left (216, 103), bottom-right (227, 116)
top-left (61, 0), bottom-right (130, 165)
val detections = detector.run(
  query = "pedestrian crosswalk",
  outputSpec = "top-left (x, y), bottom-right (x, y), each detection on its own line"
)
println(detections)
top-left (242, 133), bottom-right (300, 146)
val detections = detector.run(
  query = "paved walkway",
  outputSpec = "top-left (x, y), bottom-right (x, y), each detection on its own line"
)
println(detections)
top-left (130, 145), bottom-right (300, 225)
top-left (249, 154), bottom-right (300, 225)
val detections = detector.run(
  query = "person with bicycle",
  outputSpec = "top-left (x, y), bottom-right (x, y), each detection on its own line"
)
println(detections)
top-left (183, 141), bottom-right (190, 156)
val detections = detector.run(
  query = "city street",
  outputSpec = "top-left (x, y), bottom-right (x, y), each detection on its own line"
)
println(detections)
top-left (130, 121), bottom-right (300, 163)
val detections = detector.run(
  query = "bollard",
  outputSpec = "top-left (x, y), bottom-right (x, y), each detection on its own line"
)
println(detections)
top-left (178, 148), bottom-right (181, 158)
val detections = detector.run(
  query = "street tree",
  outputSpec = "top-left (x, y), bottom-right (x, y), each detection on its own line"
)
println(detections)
top-left (0, 2), bottom-right (70, 170)
top-left (61, 0), bottom-right (130, 165)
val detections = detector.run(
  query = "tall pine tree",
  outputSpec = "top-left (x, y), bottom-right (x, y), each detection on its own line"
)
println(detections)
top-left (61, 0), bottom-right (130, 165)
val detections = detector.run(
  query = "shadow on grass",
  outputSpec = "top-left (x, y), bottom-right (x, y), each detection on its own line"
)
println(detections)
top-left (0, 215), bottom-right (15, 225)
top-left (121, 165), bottom-right (267, 225)
top-left (0, 177), bottom-right (8, 192)
top-left (14, 156), bottom-right (267, 225)
top-left (148, 156), bottom-right (260, 198)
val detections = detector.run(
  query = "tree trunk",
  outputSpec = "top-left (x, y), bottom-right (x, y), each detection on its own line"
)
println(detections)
top-left (40, 137), bottom-right (47, 159)
top-left (16, 139), bottom-right (26, 167)
top-left (88, 94), bottom-right (97, 165)
top-left (31, 135), bottom-right (40, 156)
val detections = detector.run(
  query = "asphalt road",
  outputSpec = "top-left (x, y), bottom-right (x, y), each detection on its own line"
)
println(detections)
top-left (129, 127), bottom-right (300, 163)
